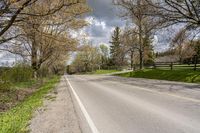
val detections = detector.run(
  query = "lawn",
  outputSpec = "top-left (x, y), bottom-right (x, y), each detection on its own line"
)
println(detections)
top-left (0, 76), bottom-right (60, 133)
top-left (89, 69), bottom-right (121, 75)
top-left (116, 69), bottom-right (200, 83)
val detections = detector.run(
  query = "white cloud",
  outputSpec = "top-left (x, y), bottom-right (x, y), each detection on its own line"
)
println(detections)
top-left (77, 16), bottom-right (115, 46)
top-left (85, 16), bottom-right (106, 30)
top-left (152, 35), bottom-right (158, 46)
top-left (0, 52), bottom-right (4, 58)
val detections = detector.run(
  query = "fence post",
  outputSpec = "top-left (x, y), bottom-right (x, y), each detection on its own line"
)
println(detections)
top-left (170, 62), bottom-right (173, 70)
top-left (66, 65), bottom-right (70, 74)
top-left (153, 63), bottom-right (156, 69)
top-left (194, 55), bottom-right (197, 71)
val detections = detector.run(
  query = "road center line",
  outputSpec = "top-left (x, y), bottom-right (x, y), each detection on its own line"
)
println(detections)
top-left (126, 84), bottom-right (200, 103)
top-left (64, 75), bottom-right (99, 133)
top-left (75, 75), bottom-right (200, 103)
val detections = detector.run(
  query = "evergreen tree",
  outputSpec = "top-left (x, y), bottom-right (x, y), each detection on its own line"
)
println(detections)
top-left (110, 27), bottom-right (121, 66)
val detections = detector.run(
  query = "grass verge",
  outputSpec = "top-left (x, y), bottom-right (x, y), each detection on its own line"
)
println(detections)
top-left (87, 69), bottom-right (121, 75)
top-left (116, 69), bottom-right (200, 83)
top-left (0, 76), bottom-right (60, 133)
top-left (14, 80), bottom-right (37, 89)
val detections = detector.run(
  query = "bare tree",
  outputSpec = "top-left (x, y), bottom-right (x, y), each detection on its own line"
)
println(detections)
top-left (171, 28), bottom-right (189, 63)
top-left (145, 0), bottom-right (200, 28)
top-left (113, 0), bottom-right (162, 69)
top-left (99, 44), bottom-right (109, 69)
top-left (120, 26), bottom-right (139, 69)
top-left (72, 44), bottom-right (101, 72)
top-left (0, 0), bottom-right (89, 44)
top-left (1, 0), bottom-right (90, 77)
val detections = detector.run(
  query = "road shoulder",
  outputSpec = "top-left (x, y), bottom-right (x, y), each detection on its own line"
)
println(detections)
top-left (29, 76), bottom-right (82, 133)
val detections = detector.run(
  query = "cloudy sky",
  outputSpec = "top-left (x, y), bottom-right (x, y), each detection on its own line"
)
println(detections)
top-left (84, 0), bottom-right (173, 51)
top-left (85, 0), bottom-right (125, 45)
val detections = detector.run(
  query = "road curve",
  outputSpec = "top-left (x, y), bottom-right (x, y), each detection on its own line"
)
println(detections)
top-left (66, 75), bottom-right (200, 133)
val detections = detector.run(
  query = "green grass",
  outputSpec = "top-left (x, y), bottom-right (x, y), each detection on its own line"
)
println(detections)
top-left (0, 76), bottom-right (60, 133)
top-left (13, 80), bottom-right (37, 89)
top-left (88, 69), bottom-right (121, 75)
top-left (117, 69), bottom-right (200, 83)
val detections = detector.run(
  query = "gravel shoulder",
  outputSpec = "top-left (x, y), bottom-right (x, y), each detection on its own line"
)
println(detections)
top-left (29, 76), bottom-right (82, 133)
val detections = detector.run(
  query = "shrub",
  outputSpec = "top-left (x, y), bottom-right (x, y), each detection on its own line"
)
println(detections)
top-left (6, 64), bottom-right (33, 83)
top-left (0, 70), bottom-right (11, 92)
top-left (0, 80), bottom-right (11, 92)
top-left (0, 64), bottom-right (33, 85)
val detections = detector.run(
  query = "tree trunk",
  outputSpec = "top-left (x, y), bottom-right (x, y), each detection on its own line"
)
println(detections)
top-left (31, 38), bottom-right (38, 78)
top-left (137, 0), bottom-right (144, 70)
top-left (139, 49), bottom-right (143, 70)
top-left (130, 51), bottom-right (134, 70)
top-left (139, 26), bottom-right (143, 70)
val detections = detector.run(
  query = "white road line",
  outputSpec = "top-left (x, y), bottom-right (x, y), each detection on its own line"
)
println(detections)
top-left (64, 76), bottom-right (99, 133)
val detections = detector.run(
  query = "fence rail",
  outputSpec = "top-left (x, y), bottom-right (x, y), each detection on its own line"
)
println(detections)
top-left (152, 62), bottom-right (200, 71)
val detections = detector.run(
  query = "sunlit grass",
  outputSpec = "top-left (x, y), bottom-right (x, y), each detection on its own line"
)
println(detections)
top-left (89, 69), bottom-right (121, 75)
top-left (0, 76), bottom-right (60, 133)
top-left (116, 69), bottom-right (200, 83)
top-left (13, 80), bottom-right (37, 89)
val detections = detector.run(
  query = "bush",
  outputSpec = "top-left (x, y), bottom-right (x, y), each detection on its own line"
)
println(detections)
top-left (0, 64), bottom-right (33, 85)
top-left (0, 81), bottom-right (11, 92)
top-left (0, 70), bottom-right (12, 92)
top-left (6, 65), bottom-right (33, 83)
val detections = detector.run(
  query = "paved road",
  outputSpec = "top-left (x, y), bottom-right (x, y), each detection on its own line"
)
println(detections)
top-left (67, 75), bottom-right (200, 133)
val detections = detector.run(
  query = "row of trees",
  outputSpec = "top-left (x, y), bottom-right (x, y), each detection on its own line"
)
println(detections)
top-left (0, 0), bottom-right (91, 77)
top-left (71, 43), bottom-right (111, 73)
top-left (71, 0), bottom-right (200, 73)
top-left (71, 25), bottom-right (155, 73)
top-left (110, 25), bottom-right (200, 68)
top-left (109, 0), bottom-right (200, 69)
top-left (156, 39), bottom-right (200, 64)
top-left (109, 26), bottom-right (154, 69)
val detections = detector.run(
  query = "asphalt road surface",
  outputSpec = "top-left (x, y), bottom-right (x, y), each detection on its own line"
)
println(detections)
top-left (66, 75), bottom-right (200, 133)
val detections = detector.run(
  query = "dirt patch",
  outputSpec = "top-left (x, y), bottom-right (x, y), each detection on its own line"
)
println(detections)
top-left (29, 77), bottom-right (82, 133)
top-left (0, 88), bottom-right (35, 112)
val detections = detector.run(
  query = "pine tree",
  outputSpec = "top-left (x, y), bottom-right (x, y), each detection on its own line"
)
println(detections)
top-left (110, 27), bottom-right (121, 66)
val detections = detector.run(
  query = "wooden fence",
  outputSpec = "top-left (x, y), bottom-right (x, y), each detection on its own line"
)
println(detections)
top-left (153, 62), bottom-right (200, 71)
top-left (152, 55), bottom-right (200, 71)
